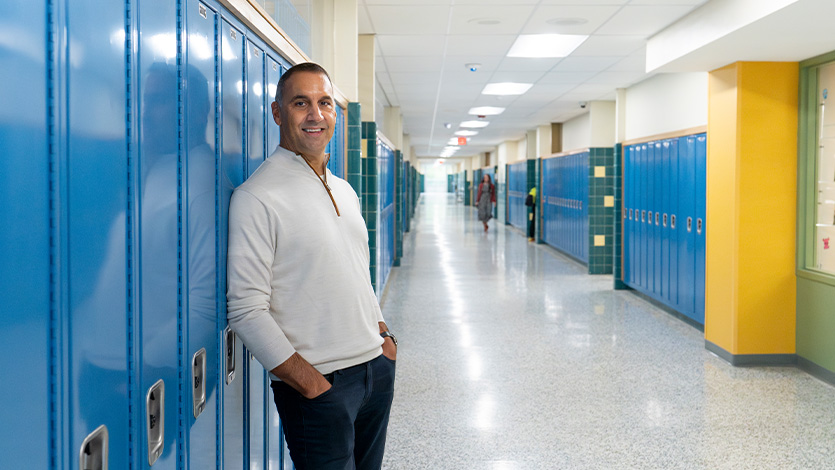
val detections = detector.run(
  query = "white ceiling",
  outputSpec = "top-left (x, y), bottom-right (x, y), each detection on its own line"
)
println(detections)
top-left (357, 0), bottom-right (835, 159)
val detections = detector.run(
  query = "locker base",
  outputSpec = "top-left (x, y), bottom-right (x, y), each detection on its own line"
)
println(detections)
top-left (626, 289), bottom-right (704, 332)
top-left (705, 340), bottom-right (796, 367)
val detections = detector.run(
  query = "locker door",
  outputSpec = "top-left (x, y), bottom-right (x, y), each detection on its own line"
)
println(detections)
top-left (220, 18), bottom-right (246, 470)
top-left (266, 57), bottom-right (281, 156)
top-left (653, 142), bottom-right (663, 299)
top-left (648, 143), bottom-right (658, 297)
top-left (628, 146), bottom-right (633, 284)
top-left (66, 1), bottom-right (132, 469)
top-left (0, 2), bottom-right (51, 469)
top-left (679, 136), bottom-right (697, 318)
top-left (138, 1), bottom-right (180, 467)
top-left (661, 141), bottom-right (671, 302)
top-left (641, 144), bottom-right (649, 292)
top-left (246, 41), bottom-right (266, 178)
top-left (694, 134), bottom-right (707, 324)
top-left (185, 2), bottom-right (218, 468)
top-left (667, 138), bottom-right (679, 307)
top-left (246, 38), bottom-right (269, 470)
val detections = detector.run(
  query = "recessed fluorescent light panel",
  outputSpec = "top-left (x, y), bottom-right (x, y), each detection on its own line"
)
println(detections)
top-left (481, 82), bottom-right (532, 96)
top-left (468, 106), bottom-right (505, 116)
top-left (455, 130), bottom-right (478, 136)
top-left (460, 120), bottom-right (490, 128)
top-left (447, 138), bottom-right (460, 145)
top-left (507, 34), bottom-right (588, 58)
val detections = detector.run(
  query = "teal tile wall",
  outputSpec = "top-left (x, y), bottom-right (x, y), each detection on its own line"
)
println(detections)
top-left (347, 102), bottom-right (362, 196)
top-left (587, 147), bottom-right (615, 275)
top-left (362, 121), bottom-right (378, 292)
top-left (613, 144), bottom-right (628, 289)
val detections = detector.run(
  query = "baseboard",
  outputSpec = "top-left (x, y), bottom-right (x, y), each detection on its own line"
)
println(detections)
top-left (628, 290), bottom-right (705, 333)
top-left (704, 340), bottom-right (797, 367)
top-left (797, 356), bottom-right (835, 387)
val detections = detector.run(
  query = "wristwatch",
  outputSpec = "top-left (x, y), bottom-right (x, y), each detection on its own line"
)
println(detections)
top-left (380, 331), bottom-right (398, 347)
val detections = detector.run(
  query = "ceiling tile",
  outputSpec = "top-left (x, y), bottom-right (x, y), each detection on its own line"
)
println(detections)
top-left (448, 5), bottom-right (536, 35)
top-left (376, 35), bottom-right (446, 56)
top-left (522, 5), bottom-right (621, 35)
top-left (572, 35), bottom-right (645, 57)
top-left (382, 55), bottom-right (445, 73)
top-left (496, 57), bottom-right (562, 73)
top-left (550, 56), bottom-right (621, 72)
top-left (445, 35), bottom-right (516, 56)
top-left (366, 5), bottom-right (451, 35)
top-left (596, 5), bottom-right (697, 36)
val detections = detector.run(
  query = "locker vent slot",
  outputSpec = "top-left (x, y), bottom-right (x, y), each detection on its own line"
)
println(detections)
top-left (79, 425), bottom-right (108, 470)
top-left (146, 379), bottom-right (165, 466)
top-left (193, 348), bottom-right (207, 418)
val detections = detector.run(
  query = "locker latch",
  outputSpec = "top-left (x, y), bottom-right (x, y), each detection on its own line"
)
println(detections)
top-left (193, 348), bottom-right (207, 418)
top-left (641, 210), bottom-right (646, 222)
top-left (225, 327), bottom-right (236, 385)
top-left (79, 425), bottom-right (108, 470)
top-left (655, 212), bottom-right (659, 226)
top-left (623, 208), bottom-right (627, 219)
top-left (687, 217), bottom-right (693, 232)
top-left (147, 380), bottom-right (165, 466)
top-left (697, 218), bottom-right (703, 234)
top-left (629, 209), bottom-right (633, 220)
top-left (671, 215), bottom-right (676, 229)
top-left (663, 214), bottom-right (668, 227)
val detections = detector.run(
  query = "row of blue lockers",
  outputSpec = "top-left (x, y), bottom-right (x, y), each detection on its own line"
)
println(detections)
top-left (623, 134), bottom-right (707, 324)
top-left (0, 0), bottom-right (353, 468)
top-left (507, 161), bottom-right (529, 230)
top-left (377, 136), bottom-right (396, 294)
top-left (541, 152), bottom-right (590, 263)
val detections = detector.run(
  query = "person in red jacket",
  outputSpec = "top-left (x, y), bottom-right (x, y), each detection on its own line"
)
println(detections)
top-left (476, 174), bottom-right (496, 232)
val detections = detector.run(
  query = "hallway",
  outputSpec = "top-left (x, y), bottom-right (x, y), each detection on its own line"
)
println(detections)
top-left (381, 192), bottom-right (835, 470)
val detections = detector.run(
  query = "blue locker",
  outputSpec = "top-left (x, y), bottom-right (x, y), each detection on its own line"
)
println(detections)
top-left (266, 56), bottom-right (282, 156)
top-left (694, 134), bottom-right (707, 324)
top-left (622, 146), bottom-right (631, 285)
top-left (648, 143), bottom-right (658, 297)
top-left (185, 2), bottom-right (219, 468)
top-left (666, 139), bottom-right (679, 306)
top-left (245, 37), bottom-right (269, 470)
top-left (220, 18), bottom-right (246, 470)
top-left (679, 136), bottom-right (696, 318)
top-left (0, 1), bottom-right (51, 468)
top-left (137, 0), bottom-right (181, 467)
top-left (638, 144), bottom-right (647, 290)
top-left (653, 142), bottom-right (662, 298)
top-left (65, 2), bottom-right (132, 469)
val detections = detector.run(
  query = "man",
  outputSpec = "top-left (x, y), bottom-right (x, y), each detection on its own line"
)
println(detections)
top-left (227, 62), bottom-right (397, 470)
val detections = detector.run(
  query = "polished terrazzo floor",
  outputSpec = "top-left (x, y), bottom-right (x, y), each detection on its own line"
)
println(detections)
top-left (380, 192), bottom-right (835, 470)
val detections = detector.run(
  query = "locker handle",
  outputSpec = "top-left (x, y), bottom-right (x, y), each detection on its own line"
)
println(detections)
top-left (663, 214), bottom-right (668, 227)
top-left (641, 210), bottom-right (646, 222)
top-left (629, 209), bottom-right (633, 220)
top-left (623, 208), bottom-right (627, 219)
top-left (146, 379), bottom-right (165, 466)
top-left (655, 212), bottom-right (659, 226)
top-left (671, 214), bottom-right (676, 229)
top-left (192, 348), bottom-right (207, 418)
top-left (697, 218), bottom-right (703, 235)
top-left (225, 327), bottom-right (236, 384)
top-left (648, 211), bottom-right (652, 224)
top-left (687, 217), bottom-right (693, 232)
top-left (79, 425), bottom-right (108, 470)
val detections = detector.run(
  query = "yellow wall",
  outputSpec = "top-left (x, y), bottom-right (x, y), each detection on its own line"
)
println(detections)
top-left (706, 62), bottom-right (798, 355)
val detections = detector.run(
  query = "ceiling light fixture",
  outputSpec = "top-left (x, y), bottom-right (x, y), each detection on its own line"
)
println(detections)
top-left (468, 106), bottom-right (505, 116)
top-left (507, 34), bottom-right (588, 58)
top-left (546, 17), bottom-right (588, 26)
top-left (460, 120), bottom-right (490, 128)
top-left (481, 82), bottom-right (532, 96)
top-left (455, 130), bottom-right (478, 136)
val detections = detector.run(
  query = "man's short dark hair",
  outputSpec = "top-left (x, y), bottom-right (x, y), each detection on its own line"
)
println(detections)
top-left (275, 62), bottom-right (332, 104)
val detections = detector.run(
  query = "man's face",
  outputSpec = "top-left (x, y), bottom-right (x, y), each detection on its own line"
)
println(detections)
top-left (273, 71), bottom-right (336, 159)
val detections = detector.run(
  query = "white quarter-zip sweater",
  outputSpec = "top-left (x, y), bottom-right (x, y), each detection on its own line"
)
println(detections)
top-left (227, 146), bottom-right (384, 377)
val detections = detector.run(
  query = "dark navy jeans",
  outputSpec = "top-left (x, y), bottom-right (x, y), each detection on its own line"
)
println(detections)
top-left (270, 354), bottom-right (396, 470)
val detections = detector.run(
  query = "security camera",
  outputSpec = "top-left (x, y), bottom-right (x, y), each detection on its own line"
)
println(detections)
top-left (579, 101), bottom-right (587, 109)
top-left (465, 63), bottom-right (481, 72)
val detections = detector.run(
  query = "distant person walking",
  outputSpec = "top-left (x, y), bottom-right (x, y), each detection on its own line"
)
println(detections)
top-left (526, 186), bottom-right (536, 242)
top-left (476, 174), bottom-right (496, 232)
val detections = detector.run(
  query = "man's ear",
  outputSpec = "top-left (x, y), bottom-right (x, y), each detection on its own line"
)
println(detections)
top-left (271, 101), bottom-right (281, 126)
